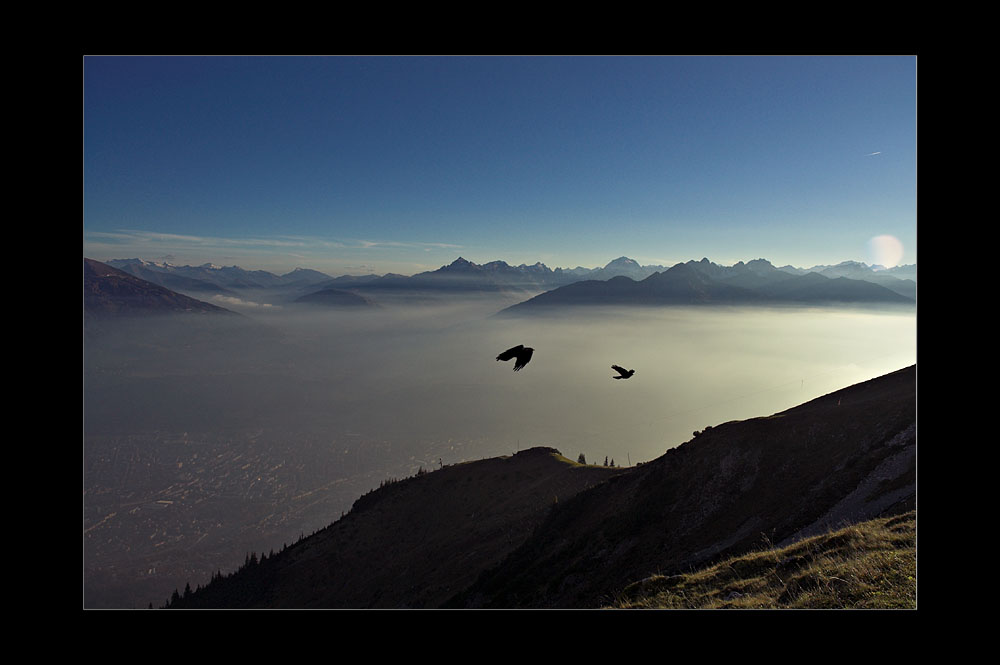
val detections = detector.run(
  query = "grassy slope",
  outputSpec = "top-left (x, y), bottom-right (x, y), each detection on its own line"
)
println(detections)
top-left (611, 511), bottom-right (916, 609)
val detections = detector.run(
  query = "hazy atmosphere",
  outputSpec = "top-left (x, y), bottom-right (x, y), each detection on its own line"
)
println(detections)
top-left (84, 294), bottom-right (915, 608)
top-left (84, 55), bottom-right (916, 275)
top-left (83, 55), bottom-right (917, 609)
top-left (87, 300), bottom-right (916, 464)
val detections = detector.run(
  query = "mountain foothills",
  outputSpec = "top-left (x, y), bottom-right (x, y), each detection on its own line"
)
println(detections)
top-left (96, 255), bottom-right (916, 312)
top-left (165, 365), bottom-right (915, 609)
top-left (84, 258), bottom-right (237, 317)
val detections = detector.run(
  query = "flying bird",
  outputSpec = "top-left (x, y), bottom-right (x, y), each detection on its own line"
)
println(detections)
top-left (612, 365), bottom-right (635, 380)
top-left (496, 344), bottom-right (534, 371)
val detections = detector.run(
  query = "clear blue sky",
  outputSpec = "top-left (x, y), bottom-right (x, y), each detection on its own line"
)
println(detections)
top-left (83, 55), bottom-right (917, 276)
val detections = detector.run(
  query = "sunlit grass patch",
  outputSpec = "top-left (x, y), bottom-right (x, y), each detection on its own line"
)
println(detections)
top-left (611, 511), bottom-right (915, 609)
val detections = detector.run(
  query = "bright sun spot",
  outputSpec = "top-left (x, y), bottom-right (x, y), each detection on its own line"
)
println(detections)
top-left (867, 235), bottom-right (904, 268)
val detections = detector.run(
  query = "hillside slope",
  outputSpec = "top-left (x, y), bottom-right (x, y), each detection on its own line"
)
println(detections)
top-left (84, 258), bottom-right (235, 317)
top-left (611, 510), bottom-right (916, 609)
top-left (167, 366), bottom-right (915, 609)
top-left (451, 365), bottom-right (915, 608)
top-left (170, 449), bottom-right (622, 608)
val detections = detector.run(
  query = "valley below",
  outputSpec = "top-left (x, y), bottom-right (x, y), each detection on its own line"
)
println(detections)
top-left (83, 269), bottom-right (916, 609)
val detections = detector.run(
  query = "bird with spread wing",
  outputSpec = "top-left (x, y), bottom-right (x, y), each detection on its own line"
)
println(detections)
top-left (496, 344), bottom-right (534, 372)
top-left (611, 364), bottom-right (635, 380)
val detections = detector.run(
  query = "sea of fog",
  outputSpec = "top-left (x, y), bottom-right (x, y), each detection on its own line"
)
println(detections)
top-left (86, 299), bottom-right (917, 467)
top-left (83, 298), bottom-right (916, 607)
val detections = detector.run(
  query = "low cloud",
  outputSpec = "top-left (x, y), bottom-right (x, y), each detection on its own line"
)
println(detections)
top-left (210, 295), bottom-right (279, 310)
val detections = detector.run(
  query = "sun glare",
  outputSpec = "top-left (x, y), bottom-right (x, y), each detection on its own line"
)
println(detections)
top-left (867, 235), bottom-right (904, 268)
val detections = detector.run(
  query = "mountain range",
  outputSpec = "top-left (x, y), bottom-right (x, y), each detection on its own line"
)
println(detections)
top-left (164, 365), bottom-right (916, 609)
top-left (497, 257), bottom-right (915, 315)
top-left (84, 258), bottom-right (237, 317)
top-left (104, 258), bottom-right (334, 294)
top-left (102, 256), bottom-right (916, 310)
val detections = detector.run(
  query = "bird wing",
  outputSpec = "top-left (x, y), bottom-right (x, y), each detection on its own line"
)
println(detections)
top-left (497, 345), bottom-right (524, 362)
top-left (611, 364), bottom-right (628, 377)
top-left (512, 347), bottom-right (533, 371)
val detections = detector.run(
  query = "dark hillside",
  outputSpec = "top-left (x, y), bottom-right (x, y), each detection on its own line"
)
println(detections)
top-left (451, 366), bottom-right (915, 608)
top-left (166, 366), bottom-right (915, 609)
top-left (170, 448), bottom-right (623, 608)
top-left (293, 287), bottom-right (377, 307)
top-left (84, 258), bottom-right (235, 317)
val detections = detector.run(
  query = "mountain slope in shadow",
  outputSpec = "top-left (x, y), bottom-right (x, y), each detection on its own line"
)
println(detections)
top-left (450, 365), bottom-right (915, 608)
top-left (170, 449), bottom-right (622, 608)
top-left (168, 366), bottom-right (915, 609)
top-left (84, 258), bottom-right (237, 317)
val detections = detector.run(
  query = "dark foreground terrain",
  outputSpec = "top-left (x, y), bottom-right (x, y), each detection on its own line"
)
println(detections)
top-left (166, 365), bottom-right (916, 609)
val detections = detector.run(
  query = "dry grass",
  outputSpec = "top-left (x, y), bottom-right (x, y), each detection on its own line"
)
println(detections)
top-left (611, 511), bottom-right (915, 609)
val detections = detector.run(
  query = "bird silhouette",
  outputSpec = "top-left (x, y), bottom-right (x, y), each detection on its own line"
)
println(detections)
top-left (496, 344), bottom-right (534, 371)
top-left (611, 365), bottom-right (635, 379)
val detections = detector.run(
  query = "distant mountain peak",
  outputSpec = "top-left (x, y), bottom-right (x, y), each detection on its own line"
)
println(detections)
top-left (605, 256), bottom-right (640, 269)
top-left (519, 261), bottom-right (551, 273)
top-left (744, 258), bottom-right (777, 274)
top-left (441, 257), bottom-right (481, 271)
top-left (110, 257), bottom-right (174, 269)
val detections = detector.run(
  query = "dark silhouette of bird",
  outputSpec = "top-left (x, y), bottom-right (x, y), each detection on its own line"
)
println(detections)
top-left (496, 344), bottom-right (534, 371)
top-left (611, 364), bottom-right (635, 380)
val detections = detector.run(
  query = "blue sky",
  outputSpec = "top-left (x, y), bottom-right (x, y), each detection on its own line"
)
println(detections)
top-left (83, 55), bottom-right (916, 276)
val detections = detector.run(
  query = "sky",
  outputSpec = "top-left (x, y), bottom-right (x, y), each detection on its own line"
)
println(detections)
top-left (83, 55), bottom-right (917, 277)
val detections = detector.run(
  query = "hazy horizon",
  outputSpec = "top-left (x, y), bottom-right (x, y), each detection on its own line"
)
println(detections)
top-left (88, 251), bottom-right (917, 282)
top-left (85, 298), bottom-right (916, 483)
top-left (84, 56), bottom-right (916, 277)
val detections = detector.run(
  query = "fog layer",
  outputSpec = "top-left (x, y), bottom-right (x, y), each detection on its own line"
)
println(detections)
top-left (83, 299), bottom-right (916, 607)
top-left (86, 300), bottom-right (917, 471)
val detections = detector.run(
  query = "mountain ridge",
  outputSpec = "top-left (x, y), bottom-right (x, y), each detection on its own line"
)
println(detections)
top-left (84, 258), bottom-right (238, 317)
top-left (104, 256), bottom-right (916, 306)
top-left (166, 365), bottom-right (916, 609)
top-left (498, 257), bottom-right (914, 314)
top-left (450, 366), bottom-right (915, 608)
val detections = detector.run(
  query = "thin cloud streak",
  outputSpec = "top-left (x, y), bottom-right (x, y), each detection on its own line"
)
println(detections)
top-left (82, 228), bottom-right (468, 275)
top-left (357, 240), bottom-right (463, 250)
top-left (84, 229), bottom-right (462, 255)
top-left (87, 230), bottom-right (336, 249)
